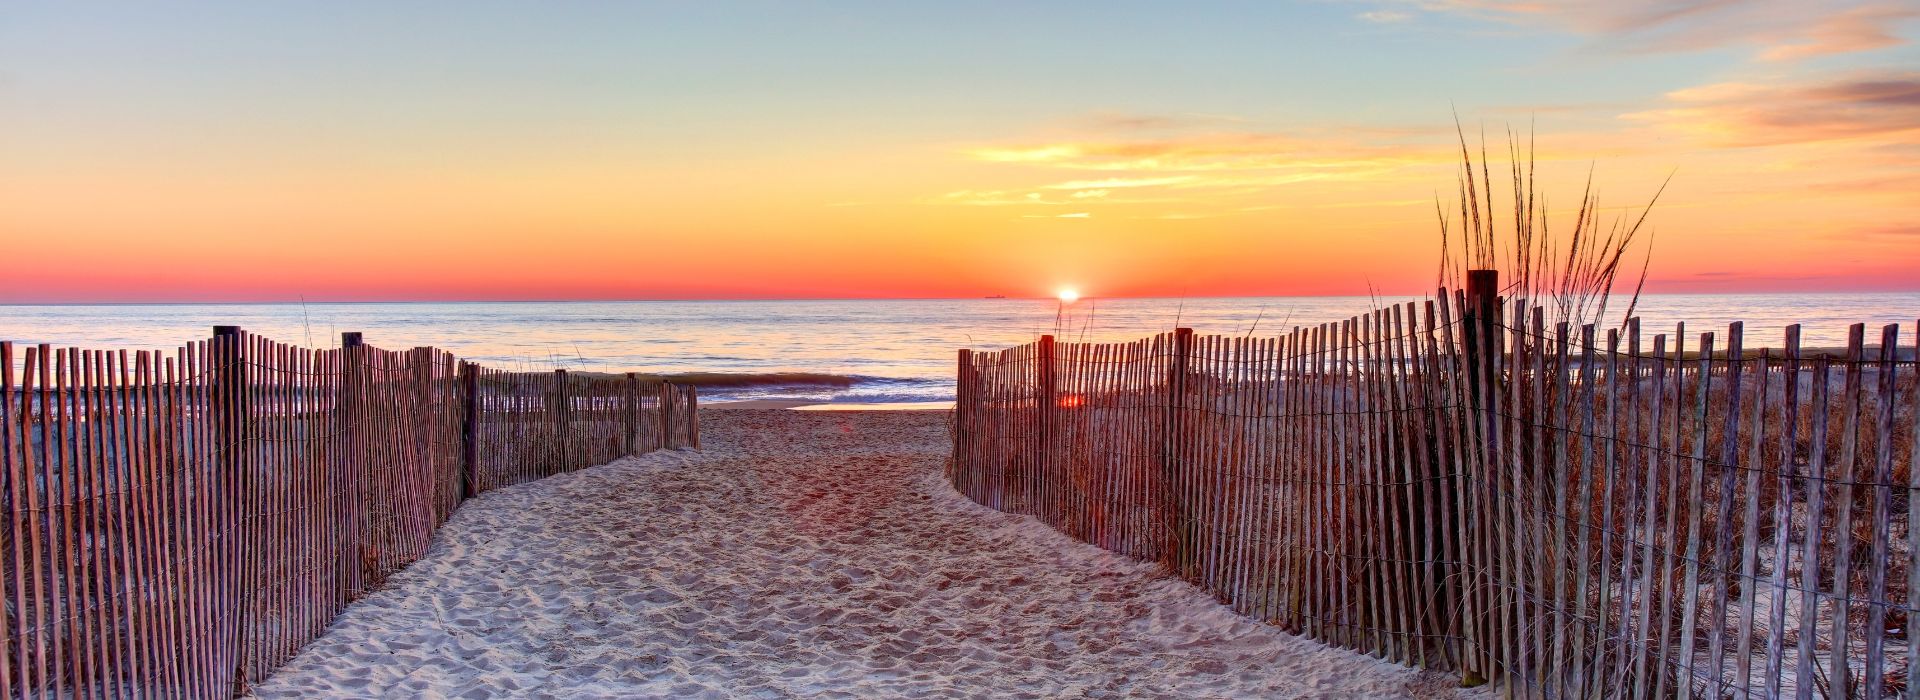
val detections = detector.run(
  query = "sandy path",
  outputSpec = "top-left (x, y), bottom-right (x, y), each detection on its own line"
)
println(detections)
top-left (252, 410), bottom-right (1463, 699)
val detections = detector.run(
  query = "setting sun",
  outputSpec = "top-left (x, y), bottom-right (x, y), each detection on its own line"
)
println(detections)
top-left (1057, 289), bottom-right (1080, 304)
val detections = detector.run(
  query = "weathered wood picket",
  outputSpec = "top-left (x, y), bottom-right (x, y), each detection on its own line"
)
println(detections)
top-left (951, 278), bottom-right (1917, 698)
top-left (0, 328), bottom-right (699, 697)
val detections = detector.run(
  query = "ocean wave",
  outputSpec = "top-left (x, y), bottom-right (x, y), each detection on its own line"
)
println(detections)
top-left (679, 373), bottom-right (953, 403)
top-left (659, 371), bottom-right (872, 388)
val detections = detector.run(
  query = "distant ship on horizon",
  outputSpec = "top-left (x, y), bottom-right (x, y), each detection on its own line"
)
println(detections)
top-left (984, 294), bottom-right (1006, 299)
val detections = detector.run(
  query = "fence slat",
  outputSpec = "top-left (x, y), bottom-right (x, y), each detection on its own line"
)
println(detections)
top-left (1798, 332), bottom-right (1831, 700)
top-left (1733, 338), bottom-right (1767, 697)
top-left (1829, 324), bottom-right (1867, 700)
top-left (1705, 324), bottom-right (1744, 696)
top-left (1864, 324), bottom-right (1897, 700)
top-left (1908, 319), bottom-right (1919, 700)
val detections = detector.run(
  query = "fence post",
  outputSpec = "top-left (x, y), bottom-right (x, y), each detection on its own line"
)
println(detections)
top-left (1162, 327), bottom-right (1193, 572)
top-left (460, 362), bottom-right (480, 499)
top-left (686, 386), bottom-right (699, 449)
top-left (955, 349), bottom-right (972, 481)
top-left (1464, 270), bottom-right (1498, 407)
top-left (624, 372), bottom-right (640, 455)
top-left (210, 325), bottom-right (248, 692)
top-left (338, 331), bottom-right (366, 600)
top-left (1038, 335), bottom-right (1056, 521)
top-left (553, 369), bottom-right (569, 470)
top-left (659, 382), bottom-right (673, 449)
top-left (1459, 270), bottom-right (1497, 688)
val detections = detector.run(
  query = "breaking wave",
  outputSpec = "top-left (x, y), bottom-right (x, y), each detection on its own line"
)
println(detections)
top-left (665, 373), bottom-right (952, 404)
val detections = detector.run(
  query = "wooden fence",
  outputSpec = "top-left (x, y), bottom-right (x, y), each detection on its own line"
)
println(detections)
top-left (951, 276), bottom-right (1917, 698)
top-left (0, 327), bottom-right (698, 697)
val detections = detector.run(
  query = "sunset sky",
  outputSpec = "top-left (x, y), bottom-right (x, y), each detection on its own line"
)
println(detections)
top-left (2, 1), bottom-right (1917, 302)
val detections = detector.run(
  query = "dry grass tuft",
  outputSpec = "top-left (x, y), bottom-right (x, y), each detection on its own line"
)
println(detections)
top-left (1435, 120), bottom-right (1668, 332)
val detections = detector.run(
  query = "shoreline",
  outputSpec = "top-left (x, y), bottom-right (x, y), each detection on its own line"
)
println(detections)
top-left (706, 399), bottom-right (953, 411)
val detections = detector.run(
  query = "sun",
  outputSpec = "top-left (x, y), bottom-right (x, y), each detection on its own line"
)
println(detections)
top-left (1057, 288), bottom-right (1080, 304)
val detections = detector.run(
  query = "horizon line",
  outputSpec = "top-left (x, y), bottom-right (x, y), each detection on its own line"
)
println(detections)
top-left (3, 288), bottom-right (1918, 307)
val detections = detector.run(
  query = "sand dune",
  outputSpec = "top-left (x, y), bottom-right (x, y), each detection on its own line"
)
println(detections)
top-left (250, 410), bottom-right (1468, 699)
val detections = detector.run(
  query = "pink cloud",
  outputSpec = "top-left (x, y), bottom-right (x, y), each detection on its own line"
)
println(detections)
top-left (1383, 0), bottom-right (1916, 61)
top-left (1760, 5), bottom-right (1919, 61)
top-left (1623, 71), bottom-right (1920, 146)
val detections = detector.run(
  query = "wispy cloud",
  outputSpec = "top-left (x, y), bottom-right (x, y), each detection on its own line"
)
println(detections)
top-left (1759, 5), bottom-right (1919, 61)
top-left (1149, 170), bottom-right (1400, 189)
top-left (935, 188), bottom-right (1183, 207)
top-left (966, 134), bottom-right (1437, 173)
top-left (1308, 197), bottom-right (1433, 209)
top-left (1381, 0), bottom-right (1917, 62)
top-left (936, 189), bottom-right (1052, 206)
top-left (1622, 70), bottom-right (1920, 146)
top-left (1041, 176), bottom-right (1200, 189)
top-left (1802, 171), bottom-right (1920, 195)
top-left (938, 126), bottom-right (1452, 214)
top-left (1358, 10), bottom-right (1414, 23)
top-left (1828, 223), bottom-right (1920, 240)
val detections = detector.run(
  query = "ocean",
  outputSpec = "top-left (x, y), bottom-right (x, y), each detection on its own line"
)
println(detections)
top-left (3, 294), bottom-right (1916, 404)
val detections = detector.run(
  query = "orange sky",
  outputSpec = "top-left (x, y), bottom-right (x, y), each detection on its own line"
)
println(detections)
top-left (2, 2), bottom-right (1917, 302)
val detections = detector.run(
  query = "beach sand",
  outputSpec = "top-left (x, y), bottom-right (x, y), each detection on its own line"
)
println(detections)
top-left (250, 410), bottom-right (1470, 699)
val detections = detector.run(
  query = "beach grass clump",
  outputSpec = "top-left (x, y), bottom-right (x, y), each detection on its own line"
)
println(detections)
top-left (1434, 122), bottom-right (1666, 332)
